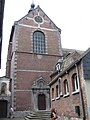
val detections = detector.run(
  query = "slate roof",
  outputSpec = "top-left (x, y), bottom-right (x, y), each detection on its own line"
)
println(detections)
top-left (50, 48), bottom-right (90, 85)
top-left (62, 48), bottom-right (84, 58)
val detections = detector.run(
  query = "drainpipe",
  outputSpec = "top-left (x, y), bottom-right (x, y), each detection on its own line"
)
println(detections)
top-left (75, 64), bottom-right (86, 120)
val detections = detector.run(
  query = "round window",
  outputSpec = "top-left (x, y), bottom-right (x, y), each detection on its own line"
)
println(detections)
top-left (34, 16), bottom-right (43, 23)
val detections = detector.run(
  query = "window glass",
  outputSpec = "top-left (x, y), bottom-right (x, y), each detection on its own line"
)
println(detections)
top-left (64, 79), bottom-right (69, 94)
top-left (56, 63), bottom-right (60, 71)
top-left (72, 73), bottom-right (79, 92)
top-left (58, 78), bottom-right (61, 95)
top-left (33, 31), bottom-right (46, 54)
top-left (52, 88), bottom-right (54, 99)
top-left (56, 85), bottom-right (58, 97)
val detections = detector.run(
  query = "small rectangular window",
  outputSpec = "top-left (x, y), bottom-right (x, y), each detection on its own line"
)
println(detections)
top-left (75, 106), bottom-right (80, 116)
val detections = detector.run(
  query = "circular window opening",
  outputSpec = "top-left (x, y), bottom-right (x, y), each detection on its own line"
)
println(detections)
top-left (34, 16), bottom-right (43, 23)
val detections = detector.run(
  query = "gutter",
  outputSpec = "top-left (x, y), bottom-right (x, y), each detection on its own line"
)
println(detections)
top-left (75, 64), bottom-right (86, 120)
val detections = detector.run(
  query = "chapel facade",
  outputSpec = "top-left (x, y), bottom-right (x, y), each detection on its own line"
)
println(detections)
top-left (2, 3), bottom-right (90, 120)
top-left (6, 4), bottom-right (63, 116)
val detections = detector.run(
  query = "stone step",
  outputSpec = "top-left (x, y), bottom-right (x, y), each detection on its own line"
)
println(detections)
top-left (24, 111), bottom-right (51, 120)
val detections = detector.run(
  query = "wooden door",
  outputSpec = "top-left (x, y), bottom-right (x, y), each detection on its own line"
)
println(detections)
top-left (38, 94), bottom-right (46, 110)
top-left (0, 100), bottom-right (7, 118)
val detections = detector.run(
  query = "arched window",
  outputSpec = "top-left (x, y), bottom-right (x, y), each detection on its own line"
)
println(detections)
top-left (52, 88), bottom-right (54, 99)
top-left (72, 73), bottom-right (79, 92)
top-left (33, 31), bottom-right (46, 54)
top-left (58, 78), bottom-right (61, 95)
top-left (64, 79), bottom-right (69, 95)
top-left (56, 85), bottom-right (59, 97)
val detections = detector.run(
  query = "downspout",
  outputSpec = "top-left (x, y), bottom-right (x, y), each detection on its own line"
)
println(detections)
top-left (75, 63), bottom-right (86, 120)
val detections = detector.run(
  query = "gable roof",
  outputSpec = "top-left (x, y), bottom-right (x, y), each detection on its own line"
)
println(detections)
top-left (14, 5), bottom-right (61, 33)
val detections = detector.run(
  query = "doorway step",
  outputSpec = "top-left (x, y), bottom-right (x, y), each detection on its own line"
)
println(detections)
top-left (24, 110), bottom-right (51, 120)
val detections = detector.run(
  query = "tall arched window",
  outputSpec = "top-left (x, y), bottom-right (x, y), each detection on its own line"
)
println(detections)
top-left (64, 79), bottom-right (69, 95)
top-left (72, 73), bottom-right (79, 92)
top-left (56, 85), bottom-right (59, 97)
top-left (52, 88), bottom-right (54, 99)
top-left (33, 31), bottom-right (46, 54)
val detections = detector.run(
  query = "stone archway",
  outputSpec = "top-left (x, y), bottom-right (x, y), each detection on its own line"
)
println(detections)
top-left (38, 94), bottom-right (46, 110)
top-left (0, 100), bottom-right (8, 118)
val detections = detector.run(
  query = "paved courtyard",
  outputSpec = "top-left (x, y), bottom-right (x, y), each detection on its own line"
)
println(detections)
top-left (0, 118), bottom-right (25, 120)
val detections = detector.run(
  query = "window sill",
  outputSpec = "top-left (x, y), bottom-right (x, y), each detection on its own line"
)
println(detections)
top-left (56, 96), bottom-right (60, 100)
top-left (63, 93), bottom-right (70, 98)
top-left (55, 92), bottom-right (63, 100)
top-left (72, 90), bottom-right (79, 95)
top-left (60, 92), bottom-right (63, 97)
top-left (51, 98), bottom-right (55, 101)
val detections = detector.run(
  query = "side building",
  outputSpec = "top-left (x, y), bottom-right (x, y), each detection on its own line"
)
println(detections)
top-left (0, 76), bottom-right (11, 118)
top-left (49, 48), bottom-right (90, 120)
top-left (0, 0), bottom-right (5, 68)
top-left (6, 4), bottom-right (63, 117)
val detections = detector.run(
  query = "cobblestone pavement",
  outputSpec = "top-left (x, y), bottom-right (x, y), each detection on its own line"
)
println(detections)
top-left (0, 118), bottom-right (25, 120)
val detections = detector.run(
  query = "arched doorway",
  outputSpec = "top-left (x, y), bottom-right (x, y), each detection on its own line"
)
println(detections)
top-left (0, 100), bottom-right (7, 118)
top-left (38, 94), bottom-right (46, 110)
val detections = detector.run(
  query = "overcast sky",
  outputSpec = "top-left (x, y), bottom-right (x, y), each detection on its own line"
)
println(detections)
top-left (0, 0), bottom-right (90, 76)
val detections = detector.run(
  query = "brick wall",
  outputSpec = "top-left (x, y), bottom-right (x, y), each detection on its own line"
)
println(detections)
top-left (7, 6), bottom-right (62, 113)
top-left (50, 63), bottom-right (88, 119)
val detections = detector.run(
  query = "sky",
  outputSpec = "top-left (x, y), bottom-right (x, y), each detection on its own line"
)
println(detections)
top-left (0, 0), bottom-right (90, 76)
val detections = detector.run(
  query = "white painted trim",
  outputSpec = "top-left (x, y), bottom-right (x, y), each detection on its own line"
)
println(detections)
top-left (72, 89), bottom-right (80, 95)
top-left (17, 69), bottom-right (53, 73)
top-left (14, 90), bottom-right (32, 92)
top-left (51, 98), bottom-right (55, 101)
top-left (18, 23), bottom-right (58, 32)
top-left (63, 92), bottom-right (70, 97)
top-left (56, 96), bottom-right (60, 100)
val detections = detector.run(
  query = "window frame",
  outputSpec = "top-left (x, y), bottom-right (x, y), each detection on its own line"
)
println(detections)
top-left (56, 85), bottom-right (59, 98)
top-left (51, 88), bottom-right (55, 101)
top-left (63, 79), bottom-right (69, 97)
top-left (55, 63), bottom-right (61, 71)
top-left (72, 73), bottom-right (80, 94)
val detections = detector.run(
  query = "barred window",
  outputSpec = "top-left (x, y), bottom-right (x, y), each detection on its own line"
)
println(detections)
top-left (33, 31), bottom-right (46, 54)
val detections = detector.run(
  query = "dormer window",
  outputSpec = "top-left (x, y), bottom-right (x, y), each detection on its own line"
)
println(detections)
top-left (55, 63), bottom-right (61, 71)
top-left (55, 58), bottom-right (63, 72)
